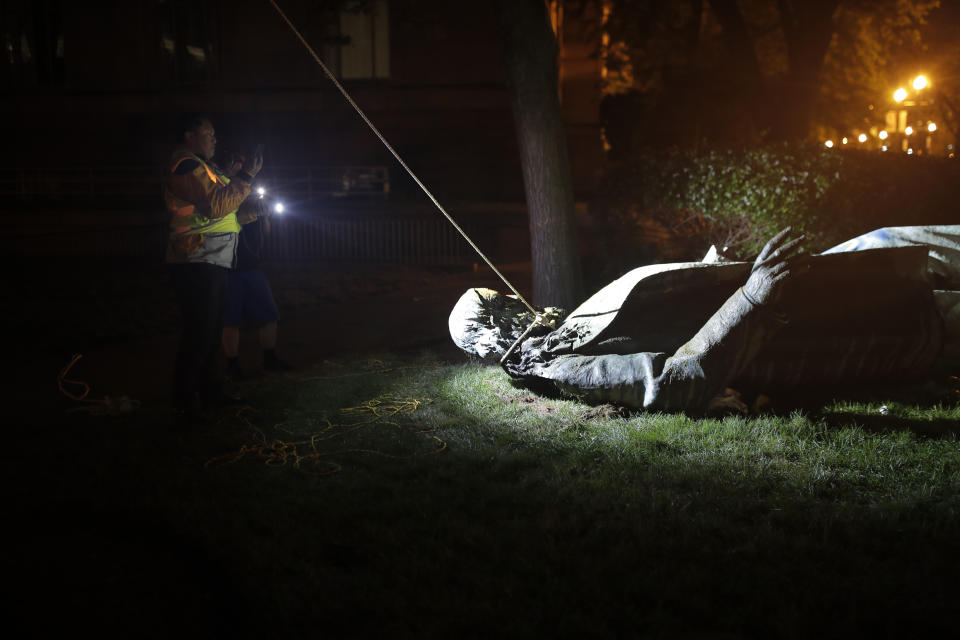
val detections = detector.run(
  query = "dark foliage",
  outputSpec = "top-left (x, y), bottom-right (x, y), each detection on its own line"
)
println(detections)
top-left (591, 145), bottom-right (960, 270)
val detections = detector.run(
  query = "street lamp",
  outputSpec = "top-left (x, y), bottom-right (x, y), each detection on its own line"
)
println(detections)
top-left (858, 133), bottom-right (868, 143)
top-left (824, 140), bottom-right (835, 148)
top-left (842, 137), bottom-right (849, 145)
top-left (928, 122), bottom-right (937, 132)
top-left (878, 130), bottom-right (888, 140)
top-left (913, 75), bottom-right (928, 91)
top-left (905, 125), bottom-right (914, 136)
top-left (894, 87), bottom-right (908, 102)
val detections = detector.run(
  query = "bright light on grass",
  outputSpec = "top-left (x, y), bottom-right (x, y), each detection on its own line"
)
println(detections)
top-left (24, 348), bottom-right (960, 637)
top-left (240, 355), bottom-right (960, 497)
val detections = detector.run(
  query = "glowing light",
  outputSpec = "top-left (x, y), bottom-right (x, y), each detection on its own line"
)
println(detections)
top-left (894, 88), bottom-right (908, 102)
top-left (878, 130), bottom-right (888, 140)
top-left (881, 146), bottom-right (888, 152)
top-left (858, 133), bottom-right (868, 143)
top-left (257, 186), bottom-right (266, 198)
top-left (842, 137), bottom-right (848, 145)
top-left (905, 126), bottom-right (914, 136)
top-left (913, 75), bottom-right (928, 91)
top-left (928, 122), bottom-right (937, 132)
top-left (907, 148), bottom-right (914, 155)
top-left (824, 140), bottom-right (834, 148)
top-left (185, 45), bottom-right (206, 62)
top-left (274, 202), bottom-right (285, 214)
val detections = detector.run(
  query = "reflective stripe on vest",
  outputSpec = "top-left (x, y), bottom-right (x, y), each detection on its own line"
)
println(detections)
top-left (167, 152), bottom-right (241, 234)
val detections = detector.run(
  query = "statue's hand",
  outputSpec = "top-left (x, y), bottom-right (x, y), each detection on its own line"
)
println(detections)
top-left (743, 227), bottom-right (804, 306)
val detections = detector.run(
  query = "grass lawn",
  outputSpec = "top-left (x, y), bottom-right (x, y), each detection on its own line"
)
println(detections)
top-left (10, 347), bottom-right (960, 638)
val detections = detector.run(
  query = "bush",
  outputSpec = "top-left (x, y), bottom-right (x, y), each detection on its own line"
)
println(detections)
top-left (592, 145), bottom-right (960, 262)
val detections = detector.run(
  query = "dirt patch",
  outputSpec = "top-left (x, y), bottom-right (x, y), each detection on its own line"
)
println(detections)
top-left (582, 404), bottom-right (630, 420)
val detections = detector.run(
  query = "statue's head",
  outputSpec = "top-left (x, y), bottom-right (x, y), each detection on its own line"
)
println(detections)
top-left (448, 288), bottom-right (540, 361)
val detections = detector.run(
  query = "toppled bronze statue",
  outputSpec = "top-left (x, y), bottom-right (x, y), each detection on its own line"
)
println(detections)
top-left (449, 226), bottom-right (960, 412)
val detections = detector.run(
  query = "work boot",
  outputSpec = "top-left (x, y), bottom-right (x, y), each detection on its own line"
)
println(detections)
top-left (200, 382), bottom-right (245, 410)
top-left (171, 393), bottom-right (209, 429)
top-left (263, 349), bottom-right (294, 372)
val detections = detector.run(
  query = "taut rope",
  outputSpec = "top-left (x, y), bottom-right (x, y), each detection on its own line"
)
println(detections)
top-left (266, 0), bottom-right (537, 316)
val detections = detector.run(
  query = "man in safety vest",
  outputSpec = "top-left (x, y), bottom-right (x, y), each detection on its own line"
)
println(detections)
top-left (164, 114), bottom-right (262, 416)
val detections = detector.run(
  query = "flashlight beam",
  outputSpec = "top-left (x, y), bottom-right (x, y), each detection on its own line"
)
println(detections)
top-left (265, 0), bottom-right (536, 316)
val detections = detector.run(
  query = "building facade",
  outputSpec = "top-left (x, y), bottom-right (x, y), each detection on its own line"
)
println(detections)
top-left (1, 0), bottom-right (603, 205)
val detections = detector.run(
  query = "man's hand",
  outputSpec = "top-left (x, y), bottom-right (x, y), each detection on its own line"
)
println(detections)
top-left (236, 197), bottom-right (264, 225)
top-left (224, 152), bottom-right (243, 177)
top-left (245, 153), bottom-right (264, 177)
top-left (742, 227), bottom-right (805, 307)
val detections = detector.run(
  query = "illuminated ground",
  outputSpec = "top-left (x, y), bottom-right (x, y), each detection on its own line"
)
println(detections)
top-left (6, 258), bottom-right (960, 638)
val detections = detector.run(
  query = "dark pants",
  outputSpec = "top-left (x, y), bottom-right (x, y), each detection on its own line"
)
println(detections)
top-left (170, 262), bottom-right (228, 409)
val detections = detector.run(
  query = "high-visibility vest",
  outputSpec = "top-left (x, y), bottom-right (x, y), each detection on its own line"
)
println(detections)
top-left (164, 150), bottom-right (242, 237)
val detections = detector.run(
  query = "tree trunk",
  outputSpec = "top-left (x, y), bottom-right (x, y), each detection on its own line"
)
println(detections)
top-left (707, 0), bottom-right (774, 140)
top-left (498, 0), bottom-right (584, 311)
top-left (774, 0), bottom-right (840, 140)
top-left (708, 0), bottom-right (839, 142)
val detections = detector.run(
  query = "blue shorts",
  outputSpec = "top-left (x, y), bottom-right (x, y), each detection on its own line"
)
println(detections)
top-left (224, 269), bottom-right (280, 327)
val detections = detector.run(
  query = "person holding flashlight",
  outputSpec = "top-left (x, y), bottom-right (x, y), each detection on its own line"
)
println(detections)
top-left (163, 115), bottom-right (262, 418)
top-left (221, 184), bottom-right (292, 380)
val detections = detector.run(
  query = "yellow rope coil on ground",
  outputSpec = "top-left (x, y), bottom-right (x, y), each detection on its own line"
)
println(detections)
top-left (206, 394), bottom-right (446, 474)
top-left (57, 354), bottom-right (140, 415)
top-left (58, 354), bottom-right (91, 402)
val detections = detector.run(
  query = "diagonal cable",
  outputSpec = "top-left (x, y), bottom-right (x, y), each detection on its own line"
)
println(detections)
top-left (266, 0), bottom-right (536, 315)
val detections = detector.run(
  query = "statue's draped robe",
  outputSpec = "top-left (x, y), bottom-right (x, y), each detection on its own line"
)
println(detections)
top-left (822, 225), bottom-right (960, 288)
top-left (502, 246), bottom-right (944, 412)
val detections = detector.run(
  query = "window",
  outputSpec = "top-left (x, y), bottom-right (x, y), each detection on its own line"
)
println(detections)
top-left (156, 0), bottom-right (215, 86)
top-left (321, 0), bottom-right (390, 80)
top-left (1, 0), bottom-right (65, 88)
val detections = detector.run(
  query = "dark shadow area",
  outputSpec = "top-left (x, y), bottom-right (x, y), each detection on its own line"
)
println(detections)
top-left (7, 252), bottom-right (959, 638)
top-left (7, 502), bottom-right (264, 638)
top-left (6, 399), bottom-right (960, 639)
top-left (816, 412), bottom-right (960, 437)
top-left (753, 371), bottom-right (959, 421)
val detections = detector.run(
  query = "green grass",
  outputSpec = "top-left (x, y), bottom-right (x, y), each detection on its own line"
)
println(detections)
top-left (11, 349), bottom-right (960, 638)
